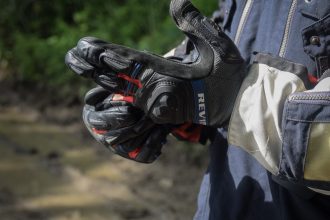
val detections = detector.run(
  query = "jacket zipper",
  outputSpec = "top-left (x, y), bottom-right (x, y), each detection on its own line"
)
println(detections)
top-left (234, 0), bottom-right (254, 45)
top-left (279, 0), bottom-right (297, 57)
top-left (289, 94), bottom-right (330, 102)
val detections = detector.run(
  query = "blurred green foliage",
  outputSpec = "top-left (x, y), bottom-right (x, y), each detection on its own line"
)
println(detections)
top-left (0, 0), bottom-right (218, 99)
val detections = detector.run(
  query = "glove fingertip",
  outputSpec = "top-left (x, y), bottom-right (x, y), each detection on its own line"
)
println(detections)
top-left (84, 87), bottom-right (111, 106)
top-left (76, 37), bottom-right (106, 66)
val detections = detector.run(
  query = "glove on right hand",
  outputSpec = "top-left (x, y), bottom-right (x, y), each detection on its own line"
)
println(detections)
top-left (66, 0), bottom-right (246, 128)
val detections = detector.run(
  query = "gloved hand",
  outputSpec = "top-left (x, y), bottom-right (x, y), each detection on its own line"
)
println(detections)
top-left (65, 0), bottom-right (246, 128)
top-left (83, 86), bottom-right (171, 163)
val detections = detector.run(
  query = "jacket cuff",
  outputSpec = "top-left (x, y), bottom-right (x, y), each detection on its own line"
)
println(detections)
top-left (228, 53), bottom-right (330, 195)
top-left (228, 53), bottom-right (308, 174)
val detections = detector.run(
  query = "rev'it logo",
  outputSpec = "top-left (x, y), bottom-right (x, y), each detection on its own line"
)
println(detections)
top-left (198, 93), bottom-right (206, 125)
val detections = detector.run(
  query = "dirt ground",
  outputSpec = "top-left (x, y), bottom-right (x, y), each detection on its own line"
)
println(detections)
top-left (0, 105), bottom-right (209, 220)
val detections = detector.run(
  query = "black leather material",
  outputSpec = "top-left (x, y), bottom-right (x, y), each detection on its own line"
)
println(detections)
top-left (66, 0), bottom-right (243, 80)
top-left (66, 0), bottom-right (246, 127)
top-left (83, 87), bottom-right (170, 163)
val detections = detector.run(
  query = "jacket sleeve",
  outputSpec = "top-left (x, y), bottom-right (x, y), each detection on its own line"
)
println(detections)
top-left (212, 0), bottom-right (226, 26)
top-left (228, 53), bottom-right (330, 195)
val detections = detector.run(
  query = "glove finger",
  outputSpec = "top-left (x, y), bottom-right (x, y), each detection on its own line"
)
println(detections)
top-left (84, 105), bottom-right (141, 131)
top-left (103, 116), bottom-right (155, 146)
top-left (112, 130), bottom-right (150, 155)
top-left (115, 130), bottom-right (157, 163)
top-left (66, 48), bottom-right (126, 93)
top-left (83, 33), bottom-right (209, 80)
top-left (84, 87), bottom-right (111, 106)
top-left (76, 37), bottom-right (142, 94)
top-left (65, 47), bottom-right (95, 78)
top-left (82, 105), bottom-right (143, 147)
top-left (84, 88), bottom-right (132, 111)
top-left (170, 0), bottom-right (243, 63)
top-left (102, 94), bottom-right (134, 109)
top-left (86, 92), bottom-right (135, 111)
top-left (93, 70), bottom-right (126, 92)
top-left (108, 124), bottom-right (171, 163)
top-left (76, 37), bottom-right (134, 73)
top-left (133, 125), bottom-right (171, 163)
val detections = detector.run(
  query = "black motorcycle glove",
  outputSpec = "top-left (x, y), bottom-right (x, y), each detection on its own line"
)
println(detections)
top-left (66, 0), bottom-right (246, 128)
top-left (83, 86), bottom-right (171, 163)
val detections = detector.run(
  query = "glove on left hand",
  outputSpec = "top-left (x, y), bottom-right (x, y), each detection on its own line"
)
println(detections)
top-left (83, 87), bottom-right (170, 163)
top-left (66, 0), bottom-right (246, 128)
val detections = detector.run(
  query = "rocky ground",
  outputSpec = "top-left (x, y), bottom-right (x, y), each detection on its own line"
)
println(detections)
top-left (0, 105), bottom-right (208, 220)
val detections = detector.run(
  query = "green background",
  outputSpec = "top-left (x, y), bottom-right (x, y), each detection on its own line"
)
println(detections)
top-left (0, 0), bottom-right (218, 100)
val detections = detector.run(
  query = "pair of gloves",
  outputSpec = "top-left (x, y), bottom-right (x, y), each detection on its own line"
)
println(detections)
top-left (66, 0), bottom-right (329, 164)
top-left (65, 0), bottom-right (245, 163)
